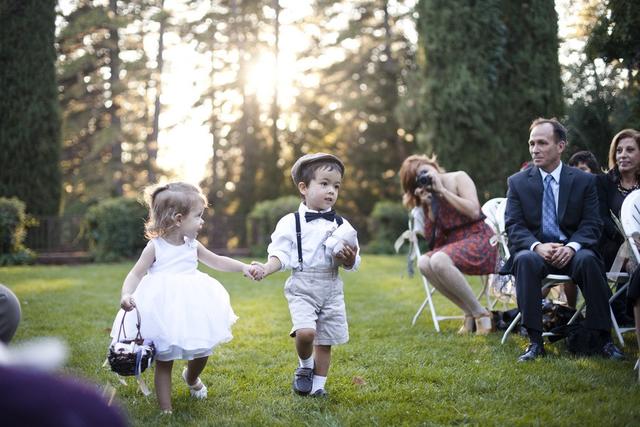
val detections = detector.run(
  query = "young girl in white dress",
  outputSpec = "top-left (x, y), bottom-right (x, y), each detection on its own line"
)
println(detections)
top-left (110, 182), bottom-right (260, 413)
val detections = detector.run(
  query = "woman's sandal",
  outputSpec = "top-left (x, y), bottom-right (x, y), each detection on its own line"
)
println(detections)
top-left (474, 312), bottom-right (494, 336)
top-left (182, 367), bottom-right (208, 399)
top-left (457, 315), bottom-right (476, 334)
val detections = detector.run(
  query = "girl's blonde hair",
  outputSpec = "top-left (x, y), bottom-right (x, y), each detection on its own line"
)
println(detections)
top-left (144, 182), bottom-right (208, 239)
top-left (399, 154), bottom-right (444, 209)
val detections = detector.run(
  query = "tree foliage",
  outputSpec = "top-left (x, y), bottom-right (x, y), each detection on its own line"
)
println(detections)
top-left (289, 0), bottom-right (418, 236)
top-left (0, 0), bottom-right (61, 215)
top-left (184, 0), bottom-right (281, 247)
top-left (57, 0), bottom-right (167, 213)
top-left (566, 0), bottom-right (640, 161)
top-left (418, 0), bottom-right (563, 198)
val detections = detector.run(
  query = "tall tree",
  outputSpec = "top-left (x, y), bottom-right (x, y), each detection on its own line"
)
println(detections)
top-left (496, 1), bottom-right (564, 174)
top-left (146, 0), bottom-right (167, 184)
top-left (586, 0), bottom-right (640, 89)
top-left (0, 0), bottom-right (61, 215)
top-left (291, 0), bottom-right (418, 234)
top-left (418, 0), bottom-right (563, 198)
top-left (564, 0), bottom-right (639, 162)
top-left (187, 0), bottom-right (277, 246)
top-left (57, 0), bottom-right (165, 212)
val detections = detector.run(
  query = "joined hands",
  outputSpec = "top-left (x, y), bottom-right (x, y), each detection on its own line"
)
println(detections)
top-left (243, 263), bottom-right (266, 281)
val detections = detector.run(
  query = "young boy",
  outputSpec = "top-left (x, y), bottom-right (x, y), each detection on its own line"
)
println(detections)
top-left (253, 153), bottom-right (360, 397)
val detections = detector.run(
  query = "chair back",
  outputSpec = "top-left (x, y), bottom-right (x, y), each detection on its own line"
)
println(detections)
top-left (482, 198), bottom-right (505, 234)
top-left (620, 189), bottom-right (640, 264)
top-left (482, 197), bottom-right (510, 260)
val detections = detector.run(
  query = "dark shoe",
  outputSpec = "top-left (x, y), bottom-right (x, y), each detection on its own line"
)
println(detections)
top-left (292, 367), bottom-right (314, 395)
top-left (601, 342), bottom-right (625, 361)
top-left (310, 388), bottom-right (328, 398)
top-left (517, 343), bottom-right (546, 362)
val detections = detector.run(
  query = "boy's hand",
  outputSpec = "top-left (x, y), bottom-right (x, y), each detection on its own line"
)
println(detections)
top-left (120, 294), bottom-right (135, 311)
top-left (335, 245), bottom-right (357, 268)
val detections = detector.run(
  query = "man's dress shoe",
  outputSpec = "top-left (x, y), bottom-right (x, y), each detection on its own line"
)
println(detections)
top-left (517, 343), bottom-right (546, 362)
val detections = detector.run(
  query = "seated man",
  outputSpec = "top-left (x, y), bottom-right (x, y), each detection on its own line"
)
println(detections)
top-left (503, 117), bottom-right (623, 362)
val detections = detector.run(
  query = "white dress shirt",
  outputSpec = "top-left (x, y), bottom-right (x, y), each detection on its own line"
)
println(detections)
top-left (267, 203), bottom-right (361, 271)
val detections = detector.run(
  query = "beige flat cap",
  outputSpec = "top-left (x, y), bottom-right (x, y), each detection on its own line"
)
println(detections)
top-left (291, 152), bottom-right (345, 185)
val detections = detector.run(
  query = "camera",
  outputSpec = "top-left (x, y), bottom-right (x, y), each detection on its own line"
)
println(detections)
top-left (416, 170), bottom-right (433, 188)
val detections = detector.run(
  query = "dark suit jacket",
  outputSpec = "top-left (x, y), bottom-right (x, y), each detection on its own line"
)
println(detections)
top-left (503, 164), bottom-right (602, 272)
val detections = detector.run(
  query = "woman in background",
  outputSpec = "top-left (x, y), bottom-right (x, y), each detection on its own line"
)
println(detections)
top-left (399, 155), bottom-right (497, 335)
top-left (599, 129), bottom-right (640, 327)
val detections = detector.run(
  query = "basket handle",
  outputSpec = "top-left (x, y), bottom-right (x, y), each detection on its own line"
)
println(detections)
top-left (116, 306), bottom-right (143, 343)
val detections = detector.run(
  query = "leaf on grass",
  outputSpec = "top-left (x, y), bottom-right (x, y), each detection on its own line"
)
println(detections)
top-left (352, 376), bottom-right (366, 385)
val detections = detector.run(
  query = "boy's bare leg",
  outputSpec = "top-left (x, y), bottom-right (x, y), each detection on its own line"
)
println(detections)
top-left (155, 360), bottom-right (173, 411)
top-left (295, 328), bottom-right (315, 359)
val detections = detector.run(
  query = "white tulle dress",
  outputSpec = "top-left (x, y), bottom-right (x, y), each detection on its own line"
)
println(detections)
top-left (110, 237), bottom-right (238, 361)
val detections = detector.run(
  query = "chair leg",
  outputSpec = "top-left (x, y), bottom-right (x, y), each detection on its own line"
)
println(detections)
top-left (412, 242), bottom-right (441, 332)
top-left (412, 296), bottom-right (430, 327)
top-left (610, 307), bottom-right (625, 347)
top-left (567, 302), bottom-right (585, 325)
top-left (501, 312), bottom-right (521, 344)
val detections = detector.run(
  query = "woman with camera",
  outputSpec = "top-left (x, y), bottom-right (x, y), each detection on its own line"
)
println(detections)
top-left (400, 155), bottom-right (497, 334)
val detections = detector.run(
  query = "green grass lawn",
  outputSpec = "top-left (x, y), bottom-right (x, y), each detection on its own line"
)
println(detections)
top-left (1, 255), bottom-right (639, 426)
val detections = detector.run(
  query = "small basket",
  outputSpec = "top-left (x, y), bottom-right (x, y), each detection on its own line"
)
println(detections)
top-left (107, 307), bottom-right (155, 377)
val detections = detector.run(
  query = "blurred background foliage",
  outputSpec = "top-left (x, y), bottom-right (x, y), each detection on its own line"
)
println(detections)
top-left (1, 0), bottom-right (638, 257)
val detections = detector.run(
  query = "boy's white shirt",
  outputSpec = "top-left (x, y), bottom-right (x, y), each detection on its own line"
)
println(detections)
top-left (268, 202), bottom-right (361, 272)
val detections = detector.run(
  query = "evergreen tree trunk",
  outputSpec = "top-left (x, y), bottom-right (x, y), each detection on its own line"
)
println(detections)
top-left (108, 0), bottom-right (123, 197)
top-left (147, 0), bottom-right (166, 184)
top-left (263, 0), bottom-right (281, 201)
top-left (0, 0), bottom-right (61, 215)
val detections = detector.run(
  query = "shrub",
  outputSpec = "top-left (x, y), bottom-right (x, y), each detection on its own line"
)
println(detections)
top-left (247, 196), bottom-right (301, 256)
top-left (0, 197), bottom-right (35, 265)
top-left (84, 198), bottom-right (147, 262)
top-left (365, 200), bottom-right (409, 254)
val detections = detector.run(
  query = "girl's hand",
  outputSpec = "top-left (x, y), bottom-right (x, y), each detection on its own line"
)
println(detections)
top-left (335, 245), bottom-right (357, 268)
top-left (120, 294), bottom-right (135, 311)
top-left (244, 262), bottom-right (265, 281)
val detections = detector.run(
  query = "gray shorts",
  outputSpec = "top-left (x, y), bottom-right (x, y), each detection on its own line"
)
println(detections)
top-left (284, 268), bottom-right (349, 346)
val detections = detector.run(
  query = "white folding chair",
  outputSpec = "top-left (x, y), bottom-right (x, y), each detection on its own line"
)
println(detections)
top-left (395, 200), bottom-right (500, 331)
top-left (482, 198), bottom-right (517, 310)
top-left (395, 211), bottom-right (462, 331)
top-left (611, 189), bottom-right (640, 343)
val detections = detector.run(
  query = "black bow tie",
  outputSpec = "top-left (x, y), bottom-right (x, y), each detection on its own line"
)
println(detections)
top-left (305, 210), bottom-right (336, 222)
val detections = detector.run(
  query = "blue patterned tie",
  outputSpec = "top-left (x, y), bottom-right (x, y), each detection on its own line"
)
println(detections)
top-left (542, 174), bottom-right (560, 242)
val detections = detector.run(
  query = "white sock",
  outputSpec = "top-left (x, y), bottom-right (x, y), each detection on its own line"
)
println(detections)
top-left (299, 356), bottom-right (314, 369)
top-left (311, 375), bottom-right (326, 393)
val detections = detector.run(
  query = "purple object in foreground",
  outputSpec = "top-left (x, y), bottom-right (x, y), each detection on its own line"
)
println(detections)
top-left (0, 366), bottom-right (127, 427)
